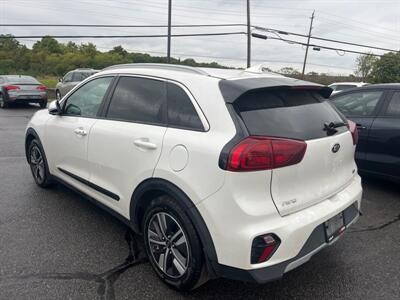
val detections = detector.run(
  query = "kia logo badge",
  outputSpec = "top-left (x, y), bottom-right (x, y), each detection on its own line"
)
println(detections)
top-left (332, 143), bottom-right (341, 153)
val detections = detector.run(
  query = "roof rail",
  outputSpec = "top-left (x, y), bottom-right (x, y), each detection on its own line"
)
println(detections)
top-left (75, 68), bottom-right (96, 70)
top-left (103, 63), bottom-right (209, 75)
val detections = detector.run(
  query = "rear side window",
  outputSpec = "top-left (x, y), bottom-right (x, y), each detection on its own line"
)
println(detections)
top-left (167, 83), bottom-right (203, 130)
top-left (107, 77), bottom-right (167, 125)
top-left (385, 92), bottom-right (400, 117)
top-left (333, 91), bottom-right (383, 116)
top-left (235, 89), bottom-right (345, 140)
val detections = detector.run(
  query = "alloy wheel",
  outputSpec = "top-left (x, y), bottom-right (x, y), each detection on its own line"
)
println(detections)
top-left (147, 212), bottom-right (189, 278)
top-left (30, 145), bottom-right (45, 184)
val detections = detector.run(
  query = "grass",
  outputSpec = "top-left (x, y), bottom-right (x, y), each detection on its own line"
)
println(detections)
top-left (37, 76), bottom-right (59, 89)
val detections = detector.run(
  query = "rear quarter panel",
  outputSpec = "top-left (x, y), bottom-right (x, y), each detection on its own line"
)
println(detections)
top-left (154, 79), bottom-right (237, 204)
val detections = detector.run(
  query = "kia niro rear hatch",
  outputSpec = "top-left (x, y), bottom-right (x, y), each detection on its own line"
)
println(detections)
top-left (219, 78), bottom-right (358, 216)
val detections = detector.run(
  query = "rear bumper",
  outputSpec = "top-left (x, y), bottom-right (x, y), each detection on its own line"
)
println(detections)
top-left (6, 93), bottom-right (47, 103)
top-left (213, 203), bottom-right (360, 283)
top-left (197, 173), bottom-right (362, 281)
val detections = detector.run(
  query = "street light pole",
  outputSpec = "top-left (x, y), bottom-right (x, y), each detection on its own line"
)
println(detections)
top-left (167, 0), bottom-right (172, 63)
top-left (301, 10), bottom-right (315, 78)
top-left (247, 0), bottom-right (251, 68)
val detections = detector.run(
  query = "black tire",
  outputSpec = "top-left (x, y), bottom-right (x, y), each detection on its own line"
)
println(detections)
top-left (143, 195), bottom-right (204, 291)
top-left (40, 100), bottom-right (47, 108)
top-left (28, 139), bottom-right (53, 188)
top-left (0, 94), bottom-right (9, 109)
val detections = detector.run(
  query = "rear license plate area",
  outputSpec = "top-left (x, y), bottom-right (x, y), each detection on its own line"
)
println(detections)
top-left (324, 212), bottom-right (345, 242)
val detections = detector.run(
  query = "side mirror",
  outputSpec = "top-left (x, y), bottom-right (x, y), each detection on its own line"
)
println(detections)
top-left (48, 100), bottom-right (62, 115)
top-left (59, 78), bottom-right (63, 82)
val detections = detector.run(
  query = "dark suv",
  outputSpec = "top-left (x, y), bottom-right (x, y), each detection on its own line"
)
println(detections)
top-left (55, 68), bottom-right (98, 100)
top-left (331, 84), bottom-right (400, 182)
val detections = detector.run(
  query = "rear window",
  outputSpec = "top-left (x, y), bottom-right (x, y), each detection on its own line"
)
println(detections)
top-left (234, 89), bottom-right (346, 140)
top-left (5, 76), bottom-right (39, 84)
top-left (335, 85), bottom-right (357, 91)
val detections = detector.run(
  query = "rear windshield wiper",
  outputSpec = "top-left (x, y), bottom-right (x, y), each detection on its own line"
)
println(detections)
top-left (323, 121), bottom-right (347, 135)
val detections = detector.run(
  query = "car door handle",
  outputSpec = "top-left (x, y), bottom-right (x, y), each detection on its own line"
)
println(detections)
top-left (74, 128), bottom-right (87, 136)
top-left (356, 124), bottom-right (366, 130)
top-left (134, 138), bottom-right (157, 150)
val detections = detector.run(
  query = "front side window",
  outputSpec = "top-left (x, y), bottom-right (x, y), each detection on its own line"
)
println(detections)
top-left (63, 72), bottom-right (73, 83)
top-left (385, 92), bottom-right (400, 117)
top-left (63, 77), bottom-right (113, 117)
top-left (73, 72), bottom-right (95, 82)
top-left (106, 77), bottom-right (167, 125)
top-left (167, 83), bottom-right (203, 130)
top-left (333, 91), bottom-right (383, 116)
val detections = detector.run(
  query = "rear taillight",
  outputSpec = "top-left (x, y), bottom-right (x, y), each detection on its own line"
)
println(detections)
top-left (225, 136), bottom-right (307, 172)
top-left (251, 234), bottom-right (280, 264)
top-left (348, 120), bottom-right (358, 145)
top-left (5, 85), bottom-right (20, 91)
top-left (36, 85), bottom-right (47, 91)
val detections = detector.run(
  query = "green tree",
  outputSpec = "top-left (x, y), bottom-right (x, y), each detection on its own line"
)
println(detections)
top-left (109, 45), bottom-right (128, 57)
top-left (32, 36), bottom-right (62, 54)
top-left (79, 43), bottom-right (97, 57)
top-left (0, 34), bottom-right (20, 52)
top-left (370, 52), bottom-right (400, 83)
top-left (355, 53), bottom-right (377, 82)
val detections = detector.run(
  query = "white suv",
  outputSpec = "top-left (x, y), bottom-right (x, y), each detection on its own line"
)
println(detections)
top-left (25, 64), bottom-right (362, 291)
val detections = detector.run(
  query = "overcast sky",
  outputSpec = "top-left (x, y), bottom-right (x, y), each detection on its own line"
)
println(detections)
top-left (1, 0), bottom-right (399, 75)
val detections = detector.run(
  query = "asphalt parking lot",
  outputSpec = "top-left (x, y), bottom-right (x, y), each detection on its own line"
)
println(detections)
top-left (0, 105), bottom-right (399, 300)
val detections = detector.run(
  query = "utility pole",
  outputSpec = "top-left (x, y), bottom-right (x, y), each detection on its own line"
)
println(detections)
top-left (246, 0), bottom-right (251, 68)
top-left (167, 0), bottom-right (172, 63)
top-left (301, 10), bottom-right (315, 78)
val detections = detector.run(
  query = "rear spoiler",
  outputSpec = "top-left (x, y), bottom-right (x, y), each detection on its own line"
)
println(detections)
top-left (219, 77), bottom-right (332, 103)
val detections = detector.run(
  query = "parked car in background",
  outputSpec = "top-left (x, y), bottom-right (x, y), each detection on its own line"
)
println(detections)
top-left (55, 68), bottom-right (98, 100)
top-left (329, 82), bottom-right (368, 95)
top-left (331, 84), bottom-right (400, 182)
top-left (25, 64), bottom-right (362, 291)
top-left (0, 75), bottom-right (47, 108)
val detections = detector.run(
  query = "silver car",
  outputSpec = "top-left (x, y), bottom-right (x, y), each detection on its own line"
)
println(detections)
top-left (0, 75), bottom-right (47, 109)
top-left (55, 68), bottom-right (98, 100)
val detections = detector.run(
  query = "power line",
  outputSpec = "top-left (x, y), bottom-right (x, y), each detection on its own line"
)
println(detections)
top-left (255, 34), bottom-right (385, 57)
top-left (3, 23), bottom-right (396, 53)
top-left (1, 32), bottom-right (246, 39)
top-left (253, 26), bottom-right (400, 53)
top-left (0, 23), bottom-right (246, 28)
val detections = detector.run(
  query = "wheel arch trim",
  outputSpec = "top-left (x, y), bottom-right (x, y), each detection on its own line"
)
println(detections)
top-left (130, 178), bottom-right (219, 271)
top-left (25, 127), bottom-right (41, 163)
